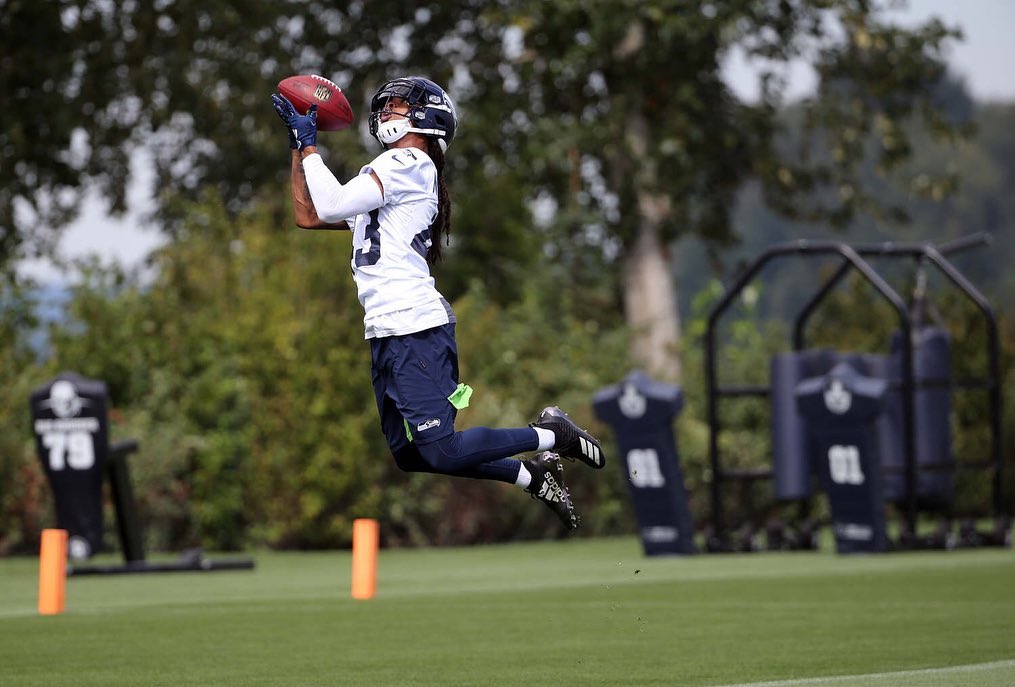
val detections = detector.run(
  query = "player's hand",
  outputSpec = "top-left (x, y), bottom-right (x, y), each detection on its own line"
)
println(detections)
top-left (271, 93), bottom-right (299, 149)
top-left (271, 93), bottom-right (318, 150)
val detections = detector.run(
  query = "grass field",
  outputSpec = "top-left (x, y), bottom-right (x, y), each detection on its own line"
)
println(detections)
top-left (0, 536), bottom-right (1013, 686)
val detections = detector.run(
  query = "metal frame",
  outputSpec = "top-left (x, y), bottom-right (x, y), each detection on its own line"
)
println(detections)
top-left (704, 235), bottom-right (1003, 550)
top-left (68, 439), bottom-right (256, 576)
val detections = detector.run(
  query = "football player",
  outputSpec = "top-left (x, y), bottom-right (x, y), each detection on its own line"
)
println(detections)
top-left (271, 76), bottom-right (606, 530)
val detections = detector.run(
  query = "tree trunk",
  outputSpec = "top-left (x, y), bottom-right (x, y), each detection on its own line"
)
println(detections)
top-left (621, 194), bottom-right (682, 383)
top-left (614, 22), bottom-right (682, 382)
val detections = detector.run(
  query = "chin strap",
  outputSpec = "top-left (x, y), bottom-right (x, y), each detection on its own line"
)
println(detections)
top-left (375, 115), bottom-right (410, 147)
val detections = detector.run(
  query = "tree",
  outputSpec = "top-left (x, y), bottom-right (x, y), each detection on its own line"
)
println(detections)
top-left (462, 0), bottom-right (965, 380)
top-left (1, 0), bottom-right (545, 292)
top-left (0, 2), bottom-right (444, 266)
top-left (2, 190), bottom-right (632, 551)
top-left (3, 1), bottom-right (965, 381)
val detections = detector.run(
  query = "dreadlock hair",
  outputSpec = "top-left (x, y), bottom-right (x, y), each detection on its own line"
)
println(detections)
top-left (426, 137), bottom-right (451, 265)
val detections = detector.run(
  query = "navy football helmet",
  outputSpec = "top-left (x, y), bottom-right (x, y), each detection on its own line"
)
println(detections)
top-left (369, 76), bottom-right (457, 152)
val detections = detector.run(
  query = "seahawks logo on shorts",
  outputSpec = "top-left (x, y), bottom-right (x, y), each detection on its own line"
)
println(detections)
top-left (417, 418), bottom-right (441, 432)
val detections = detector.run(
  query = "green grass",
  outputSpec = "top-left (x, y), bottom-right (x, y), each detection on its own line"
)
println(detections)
top-left (0, 537), bottom-right (1013, 686)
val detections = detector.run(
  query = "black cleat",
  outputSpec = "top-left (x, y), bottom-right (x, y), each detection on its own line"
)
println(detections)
top-left (524, 452), bottom-right (579, 530)
top-left (531, 406), bottom-right (606, 469)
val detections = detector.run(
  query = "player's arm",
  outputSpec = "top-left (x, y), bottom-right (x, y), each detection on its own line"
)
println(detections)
top-left (273, 93), bottom-right (370, 230)
top-left (300, 147), bottom-right (384, 225)
top-left (289, 148), bottom-right (348, 230)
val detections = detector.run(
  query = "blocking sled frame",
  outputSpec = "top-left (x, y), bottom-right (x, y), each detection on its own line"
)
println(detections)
top-left (703, 234), bottom-right (1008, 552)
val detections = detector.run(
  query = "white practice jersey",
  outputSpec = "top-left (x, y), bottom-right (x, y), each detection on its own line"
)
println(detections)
top-left (348, 147), bottom-right (454, 338)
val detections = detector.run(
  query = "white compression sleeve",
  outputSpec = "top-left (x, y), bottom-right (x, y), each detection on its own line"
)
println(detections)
top-left (302, 153), bottom-right (383, 224)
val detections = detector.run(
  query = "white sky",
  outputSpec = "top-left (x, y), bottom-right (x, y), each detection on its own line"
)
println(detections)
top-left (17, 0), bottom-right (1015, 284)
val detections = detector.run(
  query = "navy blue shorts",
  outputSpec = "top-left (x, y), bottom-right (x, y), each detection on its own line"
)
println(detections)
top-left (370, 323), bottom-right (460, 452)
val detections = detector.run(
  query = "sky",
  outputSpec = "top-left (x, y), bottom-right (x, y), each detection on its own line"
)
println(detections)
top-left (16, 0), bottom-right (1015, 284)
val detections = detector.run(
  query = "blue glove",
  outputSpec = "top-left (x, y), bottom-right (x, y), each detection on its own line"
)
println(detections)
top-left (271, 93), bottom-right (299, 149)
top-left (271, 93), bottom-right (318, 150)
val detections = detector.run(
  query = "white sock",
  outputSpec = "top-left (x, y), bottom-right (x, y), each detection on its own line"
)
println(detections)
top-left (515, 463), bottom-right (532, 489)
top-left (533, 427), bottom-right (555, 451)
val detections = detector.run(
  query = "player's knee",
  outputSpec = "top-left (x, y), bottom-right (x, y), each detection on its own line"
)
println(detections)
top-left (415, 433), bottom-right (463, 473)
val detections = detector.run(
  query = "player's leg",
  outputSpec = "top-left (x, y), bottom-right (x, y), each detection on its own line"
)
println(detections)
top-left (390, 443), bottom-right (578, 530)
top-left (374, 326), bottom-right (581, 528)
top-left (386, 324), bottom-right (542, 473)
top-left (415, 426), bottom-right (536, 475)
top-left (400, 360), bottom-right (581, 528)
top-left (373, 338), bottom-right (528, 482)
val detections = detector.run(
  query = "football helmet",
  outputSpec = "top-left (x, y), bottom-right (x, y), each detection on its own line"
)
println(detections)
top-left (369, 76), bottom-right (457, 152)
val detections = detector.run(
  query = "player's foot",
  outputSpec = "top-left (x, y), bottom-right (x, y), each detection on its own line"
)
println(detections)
top-left (524, 452), bottom-right (579, 530)
top-left (531, 406), bottom-right (605, 469)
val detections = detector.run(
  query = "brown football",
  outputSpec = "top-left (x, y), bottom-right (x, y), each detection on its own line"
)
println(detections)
top-left (277, 74), bottom-right (354, 131)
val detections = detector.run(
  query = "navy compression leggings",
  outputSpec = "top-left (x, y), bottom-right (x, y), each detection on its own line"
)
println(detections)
top-left (393, 426), bottom-right (538, 483)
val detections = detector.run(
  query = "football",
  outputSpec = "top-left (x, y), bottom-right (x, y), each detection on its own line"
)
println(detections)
top-left (277, 74), bottom-right (354, 131)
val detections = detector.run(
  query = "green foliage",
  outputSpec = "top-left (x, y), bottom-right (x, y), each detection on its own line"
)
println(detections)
top-left (676, 103), bottom-right (1015, 318)
top-left (0, 281), bottom-right (49, 554)
top-left (1, 0), bottom-right (1009, 553)
top-left (3, 1), bottom-right (966, 279)
top-left (677, 279), bottom-right (792, 527)
top-left (0, 191), bottom-right (637, 552)
top-left (27, 193), bottom-right (378, 551)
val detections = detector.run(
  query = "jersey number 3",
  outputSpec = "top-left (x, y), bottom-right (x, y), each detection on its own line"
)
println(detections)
top-left (354, 209), bottom-right (382, 267)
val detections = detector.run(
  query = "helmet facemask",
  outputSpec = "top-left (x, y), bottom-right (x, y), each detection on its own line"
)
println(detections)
top-left (369, 77), bottom-right (457, 152)
top-left (372, 105), bottom-right (413, 147)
